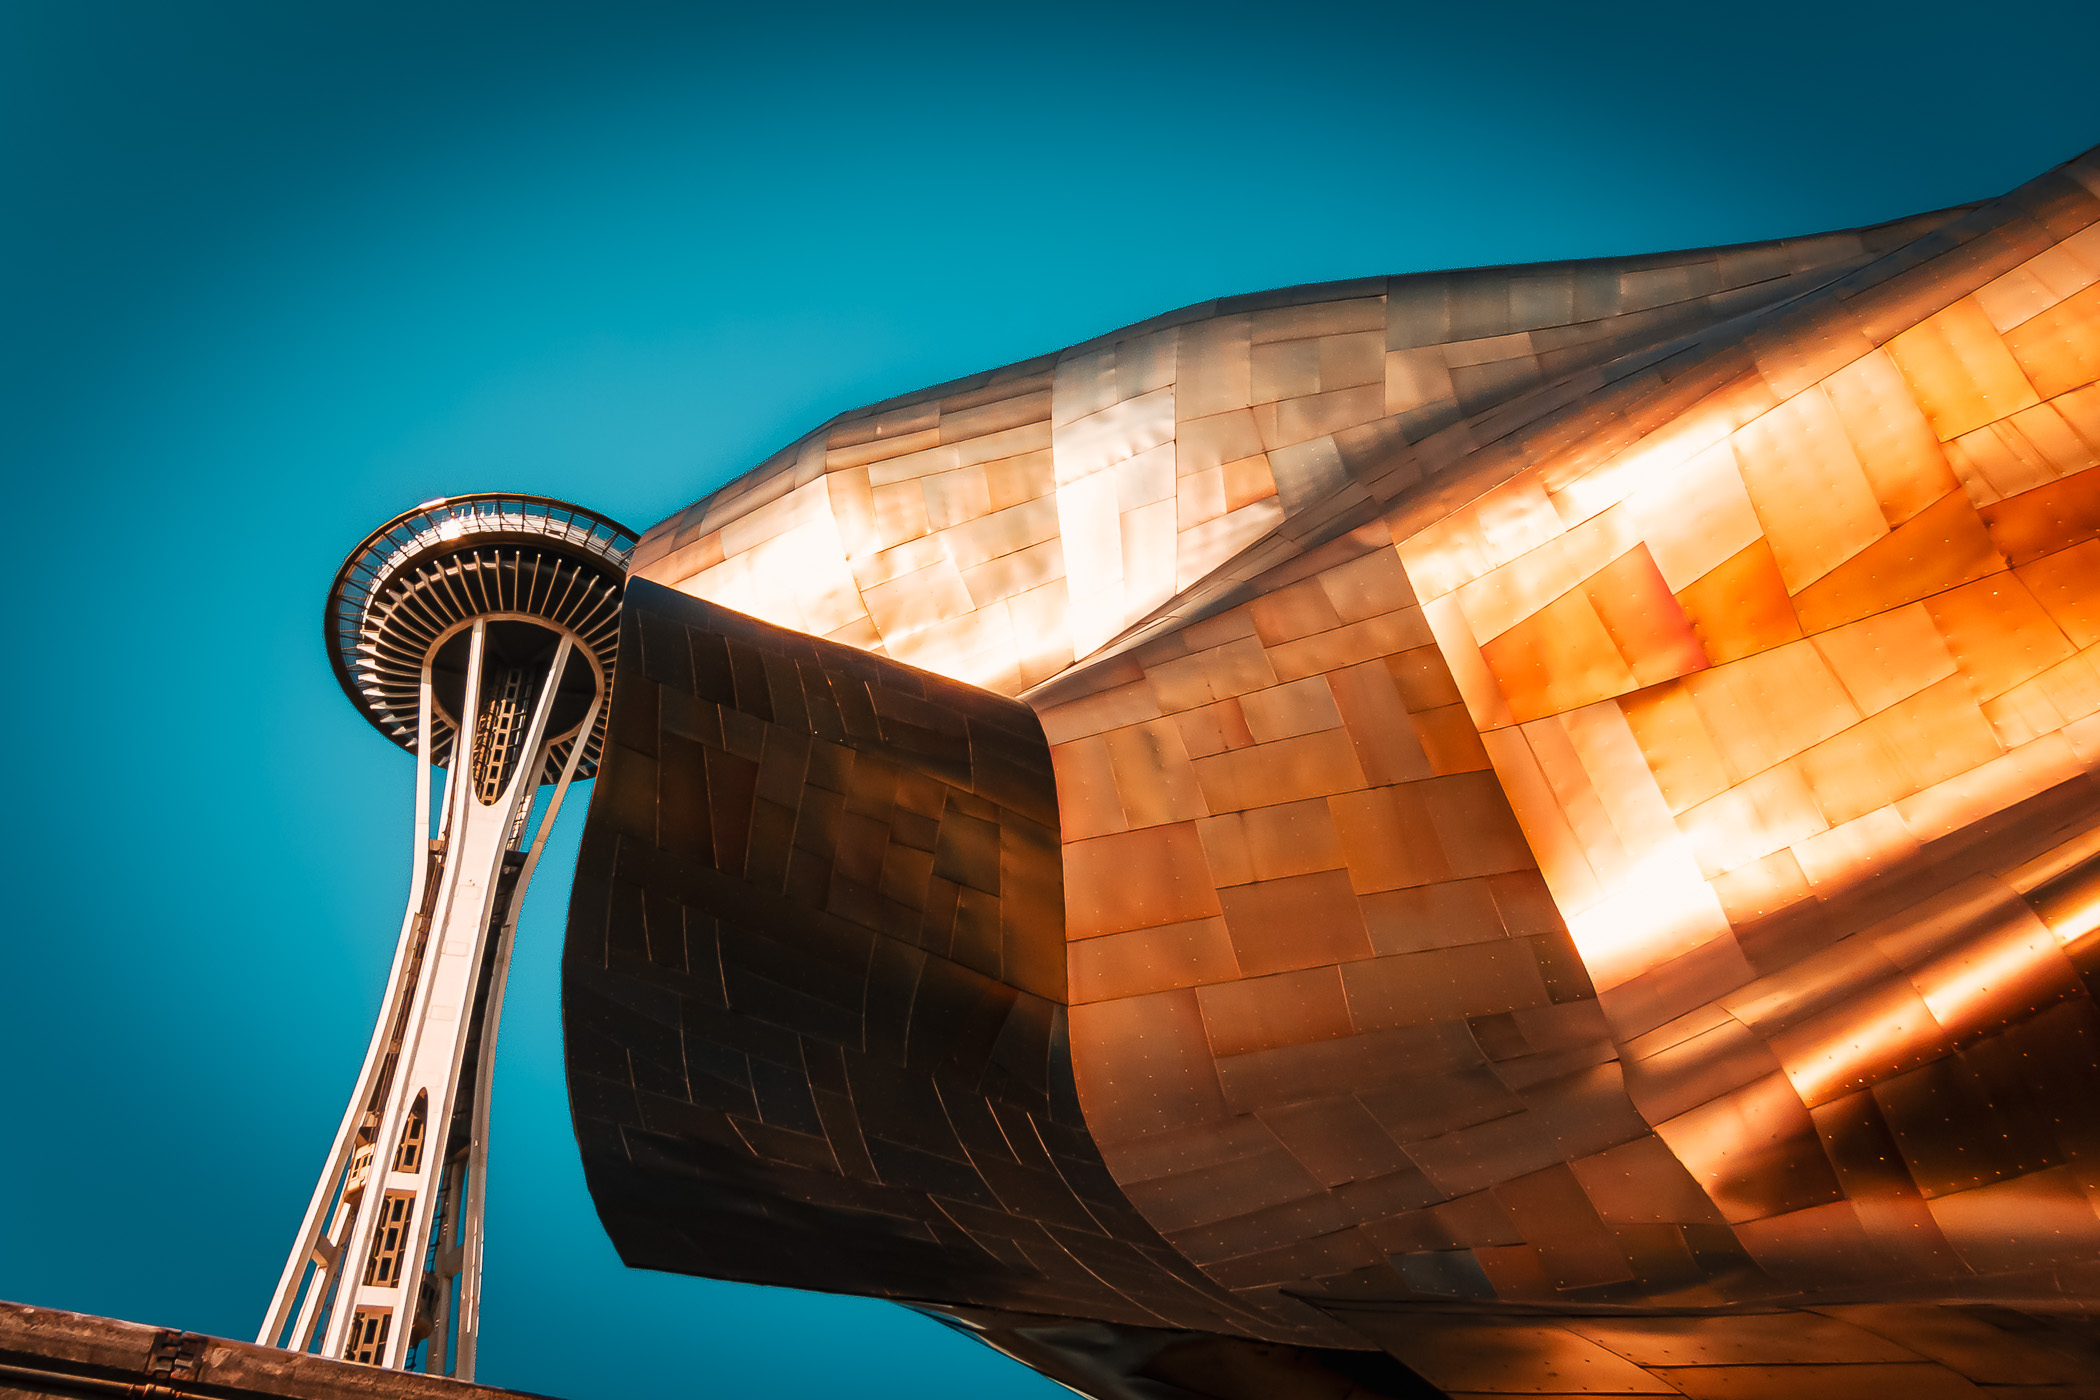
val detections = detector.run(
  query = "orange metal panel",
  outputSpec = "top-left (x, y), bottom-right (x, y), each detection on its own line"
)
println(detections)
top-left (1386, 643), bottom-right (1467, 711)
top-left (1411, 703), bottom-right (1494, 775)
top-left (1885, 295), bottom-right (2043, 440)
top-left (1977, 466), bottom-right (2100, 565)
top-left (1236, 797), bottom-right (1351, 882)
top-left (1265, 608), bottom-right (1438, 683)
top-left (1790, 489), bottom-right (2007, 635)
top-left (1221, 453), bottom-right (1278, 511)
top-left (1102, 717), bottom-right (1210, 828)
top-left (1709, 848), bottom-right (1813, 925)
top-left (1821, 348), bottom-right (1963, 528)
top-left (1318, 547), bottom-right (1420, 624)
top-left (1810, 603), bottom-right (1958, 716)
top-left (2016, 543), bottom-right (2100, 648)
top-left (1674, 539), bottom-right (1804, 666)
top-left (1326, 660), bottom-right (1436, 785)
top-left (1172, 696), bottom-right (1258, 758)
top-left (1189, 729), bottom-right (1370, 812)
top-left (1652, 1071), bottom-right (1842, 1224)
top-left (1359, 878), bottom-right (1510, 955)
top-left (1685, 640), bottom-right (1861, 778)
top-left (1480, 587), bottom-right (1640, 723)
top-left (1068, 917), bottom-right (1243, 1003)
top-left (1239, 675), bottom-right (1346, 743)
top-left (1421, 771), bottom-right (1540, 879)
top-left (1249, 578), bottom-right (1346, 646)
top-left (1584, 545), bottom-right (1712, 688)
top-left (1620, 682), bottom-right (1733, 814)
top-left (1329, 784), bottom-right (1457, 894)
top-left (1068, 990), bottom-right (1230, 1141)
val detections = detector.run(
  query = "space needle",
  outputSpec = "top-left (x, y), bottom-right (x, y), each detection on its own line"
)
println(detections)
top-left (259, 494), bottom-right (634, 1376)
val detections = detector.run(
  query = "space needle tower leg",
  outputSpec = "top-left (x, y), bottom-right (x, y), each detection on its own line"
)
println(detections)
top-left (258, 496), bottom-right (633, 1379)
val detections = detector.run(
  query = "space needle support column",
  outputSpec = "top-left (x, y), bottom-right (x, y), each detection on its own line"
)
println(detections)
top-left (451, 675), bottom-right (602, 1380)
top-left (327, 627), bottom-right (576, 1370)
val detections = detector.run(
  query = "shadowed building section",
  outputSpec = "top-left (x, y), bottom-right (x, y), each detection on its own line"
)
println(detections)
top-left (565, 581), bottom-right (1294, 1338)
top-left (566, 142), bottom-right (2100, 1398)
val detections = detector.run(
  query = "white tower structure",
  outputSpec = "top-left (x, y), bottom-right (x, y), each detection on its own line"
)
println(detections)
top-left (261, 495), bottom-right (635, 1376)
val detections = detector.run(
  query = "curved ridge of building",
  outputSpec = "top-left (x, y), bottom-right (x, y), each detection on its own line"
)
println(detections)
top-left (567, 141), bottom-right (2100, 1398)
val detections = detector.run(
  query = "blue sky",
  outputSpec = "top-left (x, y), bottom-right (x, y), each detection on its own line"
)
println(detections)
top-left (1, 3), bottom-right (2094, 1397)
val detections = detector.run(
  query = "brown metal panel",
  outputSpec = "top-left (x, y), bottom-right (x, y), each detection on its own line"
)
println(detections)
top-left (1196, 966), bottom-right (1355, 1057)
top-left (1068, 916), bottom-right (1240, 1005)
top-left (1069, 989), bottom-right (1230, 1143)
top-left (1217, 870), bottom-right (1374, 977)
top-left (1063, 823), bottom-right (1224, 939)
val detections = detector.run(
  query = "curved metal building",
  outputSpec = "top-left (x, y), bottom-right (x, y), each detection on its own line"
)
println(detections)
top-left (563, 144), bottom-right (2100, 1396)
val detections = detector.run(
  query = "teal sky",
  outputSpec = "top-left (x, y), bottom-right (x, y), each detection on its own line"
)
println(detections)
top-left (1, 4), bottom-right (2094, 1398)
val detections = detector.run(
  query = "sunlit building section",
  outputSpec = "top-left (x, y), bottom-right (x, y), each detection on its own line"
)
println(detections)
top-left (570, 144), bottom-right (2100, 1397)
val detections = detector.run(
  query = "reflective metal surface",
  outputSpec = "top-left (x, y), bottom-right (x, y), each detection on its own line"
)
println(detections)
top-left (570, 143), bottom-right (2100, 1395)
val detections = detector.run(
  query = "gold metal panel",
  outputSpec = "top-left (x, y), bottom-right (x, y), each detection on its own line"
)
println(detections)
top-left (2003, 280), bottom-right (2100, 399)
top-left (1790, 489), bottom-right (2007, 635)
top-left (1886, 295), bottom-right (2044, 441)
top-left (1924, 573), bottom-right (2077, 701)
top-left (1821, 348), bottom-right (1963, 527)
top-left (2015, 540), bottom-right (2100, 646)
top-left (1810, 603), bottom-right (1959, 716)
top-left (1733, 393), bottom-right (1889, 593)
top-left (1674, 539), bottom-right (1804, 666)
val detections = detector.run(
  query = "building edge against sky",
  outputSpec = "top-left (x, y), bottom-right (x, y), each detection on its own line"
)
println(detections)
top-left (559, 140), bottom-right (2100, 1397)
